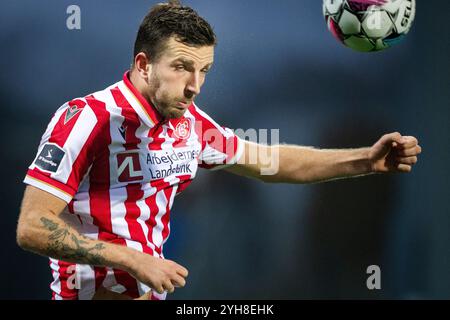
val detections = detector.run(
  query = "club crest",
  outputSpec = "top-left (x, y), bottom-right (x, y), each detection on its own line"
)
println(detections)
top-left (174, 118), bottom-right (191, 140)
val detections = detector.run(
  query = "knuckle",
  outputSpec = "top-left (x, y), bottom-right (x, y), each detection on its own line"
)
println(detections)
top-left (165, 283), bottom-right (174, 293)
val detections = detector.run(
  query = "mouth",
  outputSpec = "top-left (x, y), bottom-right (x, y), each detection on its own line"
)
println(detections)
top-left (176, 101), bottom-right (192, 110)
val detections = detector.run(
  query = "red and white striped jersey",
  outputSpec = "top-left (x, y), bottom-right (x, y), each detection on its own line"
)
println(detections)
top-left (24, 71), bottom-right (244, 300)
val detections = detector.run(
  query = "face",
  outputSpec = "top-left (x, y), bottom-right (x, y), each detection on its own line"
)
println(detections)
top-left (145, 37), bottom-right (214, 119)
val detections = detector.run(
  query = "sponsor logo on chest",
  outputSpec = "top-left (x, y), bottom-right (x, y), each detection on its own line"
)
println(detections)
top-left (117, 151), bottom-right (143, 182)
top-left (146, 147), bottom-right (200, 180)
top-left (115, 146), bottom-right (200, 183)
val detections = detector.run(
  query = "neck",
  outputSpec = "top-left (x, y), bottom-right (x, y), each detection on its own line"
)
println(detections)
top-left (128, 69), bottom-right (165, 120)
top-left (129, 69), bottom-right (149, 101)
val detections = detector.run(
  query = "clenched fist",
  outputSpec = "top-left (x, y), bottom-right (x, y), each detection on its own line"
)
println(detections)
top-left (369, 132), bottom-right (422, 173)
top-left (125, 251), bottom-right (189, 295)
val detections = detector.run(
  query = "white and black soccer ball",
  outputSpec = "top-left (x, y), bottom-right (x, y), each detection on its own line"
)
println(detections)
top-left (323, 0), bottom-right (416, 52)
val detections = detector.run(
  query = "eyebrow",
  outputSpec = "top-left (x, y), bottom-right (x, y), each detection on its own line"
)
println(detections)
top-left (172, 57), bottom-right (213, 70)
top-left (173, 57), bottom-right (194, 67)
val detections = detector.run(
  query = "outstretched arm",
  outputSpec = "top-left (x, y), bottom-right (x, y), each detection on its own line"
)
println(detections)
top-left (16, 185), bottom-right (188, 295)
top-left (225, 132), bottom-right (421, 183)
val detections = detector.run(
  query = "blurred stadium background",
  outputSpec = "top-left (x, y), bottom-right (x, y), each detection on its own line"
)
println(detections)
top-left (1, 0), bottom-right (449, 299)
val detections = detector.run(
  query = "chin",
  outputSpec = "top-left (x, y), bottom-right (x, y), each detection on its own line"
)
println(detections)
top-left (166, 108), bottom-right (186, 119)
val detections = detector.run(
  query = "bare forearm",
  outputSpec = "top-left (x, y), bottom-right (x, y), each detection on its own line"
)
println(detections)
top-left (17, 186), bottom-right (189, 295)
top-left (17, 212), bottom-right (136, 271)
top-left (264, 145), bottom-right (373, 183)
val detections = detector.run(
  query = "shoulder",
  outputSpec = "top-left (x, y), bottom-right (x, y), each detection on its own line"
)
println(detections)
top-left (65, 81), bottom-right (123, 128)
top-left (187, 103), bottom-right (219, 128)
top-left (85, 83), bottom-right (121, 121)
top-left (187, 103), bottom-right (236, 138)
top-left (50, 85), bottom-right (119, 143)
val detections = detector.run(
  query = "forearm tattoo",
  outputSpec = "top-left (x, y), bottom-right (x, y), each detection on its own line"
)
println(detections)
top-left (40, 217), bottom-right (107, 266)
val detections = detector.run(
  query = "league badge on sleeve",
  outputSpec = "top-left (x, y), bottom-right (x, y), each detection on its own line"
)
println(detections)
top-left (34, 143), bottom-right (66, 173)
top-left (64, 103), bottom-right (82, 125)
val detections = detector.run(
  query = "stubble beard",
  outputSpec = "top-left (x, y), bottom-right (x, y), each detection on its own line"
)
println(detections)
top-left (148, 73), bottom-right (185, 120)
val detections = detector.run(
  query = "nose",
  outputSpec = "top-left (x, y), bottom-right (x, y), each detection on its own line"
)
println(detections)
top-left (185, 72), bottom-right (201, 97)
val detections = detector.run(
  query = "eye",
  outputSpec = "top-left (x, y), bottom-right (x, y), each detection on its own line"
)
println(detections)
top-left (174, 64), bottom-right (185, 71)
top-left (201, 68), bottom-right (210, 74)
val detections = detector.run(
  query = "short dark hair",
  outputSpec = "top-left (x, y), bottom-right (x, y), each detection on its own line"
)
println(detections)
top-left (133, 1), bottom-right (217, 63)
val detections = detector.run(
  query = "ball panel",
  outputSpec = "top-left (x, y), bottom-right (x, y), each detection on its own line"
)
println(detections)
top-left (382, 0), bottom-right (403, 14)
top-left (323, 0), bottom-right (344, 15)
top-left (383, 33), bottom-right (406, 47)
top-left (344, 36), bottom-right (375, 52)
top-left (393, 0), bottom-right (415, 34)
top-left (347, 0), bottom-right (389, 12)
top-left (338, 10), bottom-right (361, 35)
top-left (328, 17), bottom-right (345, 42)
top-left (362, 10), bottom-right (393, 38)
top-left (374, 38), bottom-right (389, 50)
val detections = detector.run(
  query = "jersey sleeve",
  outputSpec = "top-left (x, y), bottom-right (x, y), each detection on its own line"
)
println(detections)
top-left (190, 104), bottom-right (244, 170)
top-left (24, 98), bottom-right (103, 203)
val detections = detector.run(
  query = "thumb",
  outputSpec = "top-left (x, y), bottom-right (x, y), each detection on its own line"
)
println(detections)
top-left (371, 132), bottom-right (401, 160)
top-left (134, 291), bottom-right (152, 300)
top-left (380, 132), bottom-right (403, 147)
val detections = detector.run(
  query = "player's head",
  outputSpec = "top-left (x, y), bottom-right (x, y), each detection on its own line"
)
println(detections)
top-left (131, 1), bottom-right (216, 119)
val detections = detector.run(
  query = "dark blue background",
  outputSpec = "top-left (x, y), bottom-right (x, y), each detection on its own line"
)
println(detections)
top-left (1, 0), bottom-right (449, 299)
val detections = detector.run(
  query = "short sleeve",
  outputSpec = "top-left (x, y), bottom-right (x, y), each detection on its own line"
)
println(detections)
top-left (190, 104), bottom-right (244, 171)
top-left (24, 98), bottom-right (101, 202)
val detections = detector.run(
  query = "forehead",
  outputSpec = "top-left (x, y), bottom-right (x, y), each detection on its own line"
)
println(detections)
top-left (161, 37), bottom-right (214, 64)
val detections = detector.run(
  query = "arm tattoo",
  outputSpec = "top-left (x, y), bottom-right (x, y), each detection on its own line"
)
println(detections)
top-left (40, 217), bottom-right (108, 266)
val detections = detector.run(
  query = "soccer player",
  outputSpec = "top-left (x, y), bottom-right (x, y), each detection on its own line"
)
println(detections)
top-left (16, 2), bottom-right (422, 300)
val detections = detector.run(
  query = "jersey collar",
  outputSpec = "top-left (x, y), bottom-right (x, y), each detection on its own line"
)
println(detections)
top-left (120, 71), bottom-right (163, 127)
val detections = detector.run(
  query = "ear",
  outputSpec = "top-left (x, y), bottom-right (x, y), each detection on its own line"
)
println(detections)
top-left (134, 52), bottom-right (152, 78)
